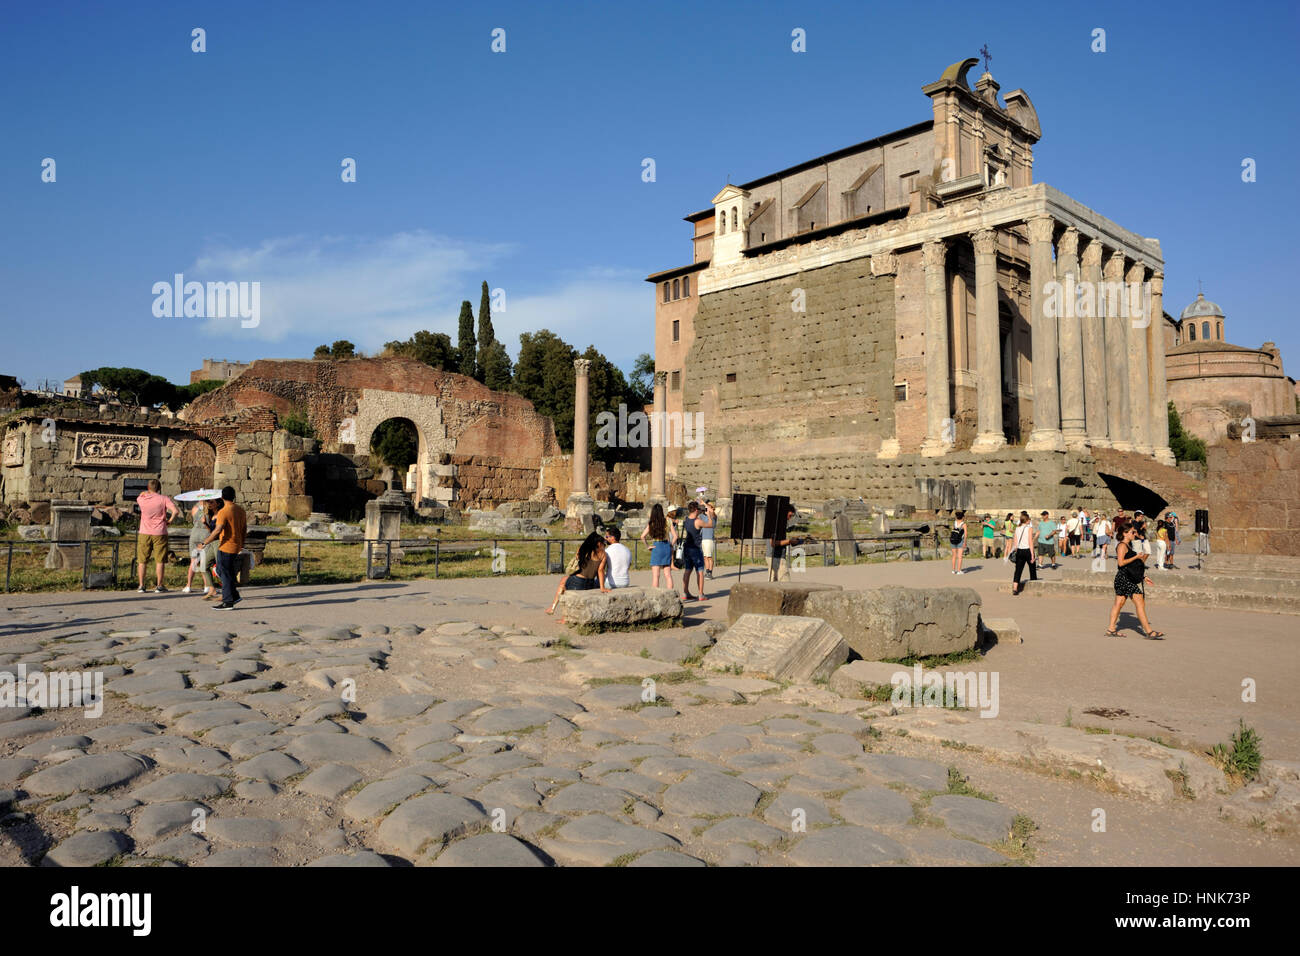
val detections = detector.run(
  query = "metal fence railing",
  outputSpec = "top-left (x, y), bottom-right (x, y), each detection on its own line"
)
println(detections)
top-left (1, 529), bottom-right (945, 593)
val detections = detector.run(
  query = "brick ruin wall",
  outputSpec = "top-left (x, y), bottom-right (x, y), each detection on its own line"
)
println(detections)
top-left (683, 259), bottom-right (897, 460)
top-left (1207, 440), bottom-right (1300, 556)
top-left (447, 454), bottom-right (542, 510)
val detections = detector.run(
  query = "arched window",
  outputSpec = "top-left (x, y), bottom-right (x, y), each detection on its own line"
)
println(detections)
top-left (662, 282), bottom-right (670, 303)
top-left (1217, 321), bottom-right (1223, 339)
top-left (731, 207), bottom-right (738, 231)
top-left (1189, 324), bottom-right (1196, 341)
top-left (672, 279), bottom-right (680, 300)
top-left (718, 213), bottom-right (725, 235)
top-left (1202, 321), bottom-right (1211, 340)
top-left (682, 275), bottom-right (690, 297)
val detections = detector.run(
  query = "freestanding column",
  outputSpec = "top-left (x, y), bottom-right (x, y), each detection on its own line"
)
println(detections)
top-left (572, 358), bottom-right (591, 495)
top-left (1025, 216), bottom-right (1065, 452)
top-left (1080, 238), bottom-right (1109, 448)
top-left (1103, 251), bottom-right (1134, 452)
top-left (1126, 262), bottom-right (1153, 456)
top-left (1148, 272), bottom-right (1175, 464)
top-left (650, 370), bottom-right (667, 500)
top-left (1055, 227), bottom-right (1087, 450)
top-left (970, 228), bottom-right (1006, 453)
top-left (718, 444), bottom-right (732, 498)
top-left (919, 238), bottom-right (951, 457)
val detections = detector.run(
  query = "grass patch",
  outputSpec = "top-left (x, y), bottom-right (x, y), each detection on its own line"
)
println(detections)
top-left (569, 618), bottom-right (683, 636)
top-left (1165, 762), bottom-right (1196, 800)
top-left (880, 647), bottom-right (982, 668)
top-left (1211, 720), bottom-right (1262, 782)
top-left (945, 766), bottom-right (996, 801)
top-left (993, 815), bottom-right (1037, 863)
top-left (1083, 726), bottom-right (1112, 735)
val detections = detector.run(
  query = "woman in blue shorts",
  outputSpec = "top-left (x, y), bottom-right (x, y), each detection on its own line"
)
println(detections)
top-left (639, 503), bottom-right (676, 590)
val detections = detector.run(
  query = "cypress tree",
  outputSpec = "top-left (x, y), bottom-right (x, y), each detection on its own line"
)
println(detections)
top-left (456, 300), bottom-right (477, 379)
top-left (476, 281), bottom-right (495, 381)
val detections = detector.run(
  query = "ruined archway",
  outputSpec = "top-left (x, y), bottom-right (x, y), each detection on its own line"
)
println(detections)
top-left (369, 417), bottom-right (419, 494)
top-left (343, 391), bottom-right (453, 508)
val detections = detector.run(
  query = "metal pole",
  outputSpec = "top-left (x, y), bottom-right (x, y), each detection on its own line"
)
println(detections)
top-left (365, 540), bottom-right (372, 578)
top-left (4, 542), bottom-right (11, 593)
top-left (560, 540), bottom-right (565, 572)
top-left (633, 539), bottom-right (638, 570)
top-left (545, 539), bottom-right (550, 574)
top-left (386, 540), bottom-right (392, 577)
top-left (112, 539), bottom-right (119, 588)
top-left (296, 539), bottom-right (302, 584)
top-left (83, 541), bottom-right (91, 589)
top-left (435, 538), bottom-right (440, 577)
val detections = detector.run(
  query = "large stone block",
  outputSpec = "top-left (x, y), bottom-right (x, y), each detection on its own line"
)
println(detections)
top-left (558, 587), bottom-right (683, 633)
top-left (801, 587), bottom-right (981, 661)
top-left (726, 581), bottom-right (844, 624)
top-left (704, 614), bottom-right (849, 683)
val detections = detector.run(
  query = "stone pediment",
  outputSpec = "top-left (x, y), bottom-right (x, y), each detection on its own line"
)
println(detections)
top-left (711, 184), bottom-right (750, 205)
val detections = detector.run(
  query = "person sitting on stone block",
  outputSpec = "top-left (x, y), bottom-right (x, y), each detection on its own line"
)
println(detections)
top-left (546, 532), bottom-right (609, 616)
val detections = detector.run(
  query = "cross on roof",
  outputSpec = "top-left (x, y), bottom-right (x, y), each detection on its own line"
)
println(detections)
top-left (979, 44), bottom-right (992, 73)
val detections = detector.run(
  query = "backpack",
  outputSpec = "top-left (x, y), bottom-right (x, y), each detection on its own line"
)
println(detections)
top-left (950, 526), bottom-right (963, 547)
top-left (565, 552), bottom-right (581, 575)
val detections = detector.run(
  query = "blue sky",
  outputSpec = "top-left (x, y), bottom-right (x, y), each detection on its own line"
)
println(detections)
top-left (2, 0), bottom-right (1296, 388)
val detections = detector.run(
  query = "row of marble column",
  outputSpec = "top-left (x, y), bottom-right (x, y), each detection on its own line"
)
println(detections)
top-left (919, 216), bottom-right (1174, 463)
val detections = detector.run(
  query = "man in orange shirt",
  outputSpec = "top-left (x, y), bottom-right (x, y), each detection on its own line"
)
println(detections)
top-left (201, 485), bottom-right (247, 609)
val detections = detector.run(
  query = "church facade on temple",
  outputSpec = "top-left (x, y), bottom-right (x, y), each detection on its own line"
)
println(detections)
top-left (646, 58), bottom-right (1176, 505)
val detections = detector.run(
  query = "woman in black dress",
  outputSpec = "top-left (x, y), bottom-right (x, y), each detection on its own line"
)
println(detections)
top-left (1106, 524), bottom-right (1164, 638)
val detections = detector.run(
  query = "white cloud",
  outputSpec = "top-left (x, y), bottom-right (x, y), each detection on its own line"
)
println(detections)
top-left (187, 231), bottom-right (511, 344)
top-left (181, 233), bottom-right (654, 368)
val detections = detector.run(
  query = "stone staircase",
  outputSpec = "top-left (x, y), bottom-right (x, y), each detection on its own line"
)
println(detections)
top-left (998, 563), bottom-right (1300, 615)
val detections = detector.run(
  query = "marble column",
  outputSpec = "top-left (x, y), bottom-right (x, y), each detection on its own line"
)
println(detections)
top-left (1055, 226), bottom-right (1087, 450)
top-left (650, 370), bottom-right (667, 500)
top-left (564, 358), bottom-right (595, 520)
top-left (1079, 238), bottom-right (1109, 447)
top-left (716, 444), bottom-right (732, 521)
top-left (1148, 272), bottom-right (1175, 464)
top-left (970, 228), bottom-right (1006, 453)
top-left (919, 239), bottom-right (952, 457)
top-left (1025, 216), bottom-right (1065, 451)
top-left (1126, 261), bottom-right (1153, 456)
top-left (1103, 251), bottom-right (1134, 452)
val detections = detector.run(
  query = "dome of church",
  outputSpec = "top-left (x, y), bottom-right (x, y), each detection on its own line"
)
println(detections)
top-left (1180, 292), bottom-right (1224, 320)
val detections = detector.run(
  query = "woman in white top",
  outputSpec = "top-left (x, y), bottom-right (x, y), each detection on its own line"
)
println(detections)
top-left (1011, 511), bottom-right (1038, 595)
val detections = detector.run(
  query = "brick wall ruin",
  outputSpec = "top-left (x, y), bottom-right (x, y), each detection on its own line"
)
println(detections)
top-left (1207, 438), bottom-right (1300, 556)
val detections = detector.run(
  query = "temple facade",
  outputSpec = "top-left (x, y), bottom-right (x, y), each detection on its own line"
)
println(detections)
top-left (647, 59), bottom-right (1175, 505)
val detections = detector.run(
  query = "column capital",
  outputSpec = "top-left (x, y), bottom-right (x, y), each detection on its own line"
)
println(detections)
top-left (1080, 237), bottom-right (1103, 269)
top-left (1056, 226), bottom-right (1080, 261)
top-left (921, 238), bottom-right (947, 270)
top-left (573, 358), bottom-right (592, 375)
top-left (1150, 272), bottom-right (1164, 295)
top-left (1125, 260), bottom-right (1147, 283)
top-left (971, 228), bottom-right (998, 257)
top-left (870, 252), bottom-right (897, 276)
top-left (653, 370), bottom-right (667, 386)
top-left (1026, 215), bottom-right (1055, 244)
top-left (1103, 250), bottom-right (1126, 280)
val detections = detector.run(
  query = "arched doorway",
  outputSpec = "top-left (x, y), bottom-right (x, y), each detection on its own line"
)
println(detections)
top-left (369, 418), bottom-right (420, 496)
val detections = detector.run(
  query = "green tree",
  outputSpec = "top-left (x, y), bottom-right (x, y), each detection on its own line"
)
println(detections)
top-left (456, 301), bottom-right (477, 379)
top-left (331, 340), bottom-right (356, 359)
top-left (481, 339), bottom-right (514, 392)
top-left (629, 352), bottom-right (655, 406)
top-left (172, 379), bottom-right (225, 408)
top-left (476, 281), bottom-right (495, 381)
top-left (514, 330), bottom-right (577, 449)
top-left (313, 344), bottom-right (332, 359)
top-left (80, 367), bottom-right (176, 408)
top-left (371, 418), bottom-right (419, 474)
top-left (384, 330), bottom-right (457, 371)
top-left (281, 407), bottom-right (315, 438)
top-left (1168, 401), bottom-right (1207, 464)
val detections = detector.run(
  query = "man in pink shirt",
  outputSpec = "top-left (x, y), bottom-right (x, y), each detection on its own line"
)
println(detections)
top-left (136, 479), bottom-right (180, 593)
